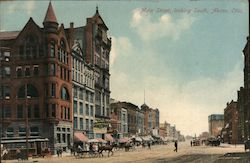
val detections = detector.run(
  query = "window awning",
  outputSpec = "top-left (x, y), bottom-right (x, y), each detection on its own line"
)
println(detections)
top-left (97, 138), bottom-right (107, 143)
top-left (105, 134), bottom-right (114, 142)
top-left (74, 132), bottom-right (89, 142)
top-left (119, 137), bottom-right (130, 143)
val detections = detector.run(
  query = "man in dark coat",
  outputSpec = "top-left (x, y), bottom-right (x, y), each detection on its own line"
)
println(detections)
top-left (174, 141), bottom-right (178, 152)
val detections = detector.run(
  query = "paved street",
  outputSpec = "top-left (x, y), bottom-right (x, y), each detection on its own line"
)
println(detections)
top-left (3, 141), bottom-right (250, 163)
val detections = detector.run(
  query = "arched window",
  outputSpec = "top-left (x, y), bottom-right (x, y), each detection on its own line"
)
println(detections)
top-left (61, 87), bottom-right (69, 100)
top-left (17, 84), bottom-right (38, 98)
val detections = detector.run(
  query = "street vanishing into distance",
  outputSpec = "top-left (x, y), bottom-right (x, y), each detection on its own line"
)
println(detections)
top-left (4, 141), bottom-right (250, 163)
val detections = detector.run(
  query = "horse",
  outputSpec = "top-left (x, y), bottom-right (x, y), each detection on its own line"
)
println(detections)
top-left (98, 145), bottom-right (114, 157)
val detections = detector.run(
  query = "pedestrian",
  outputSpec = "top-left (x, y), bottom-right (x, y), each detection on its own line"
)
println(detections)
top-left (56, 147), bottom-right (60, 157)
top-left (16, 147), bottom-right (21, 160)
top-left (174, 141), bottom-right (178, 152)
top-left (191, 141), bottom-right (192, 147)
top-left (59, 147), bottom-right (63, 157)
top-left (147, 141), bottom-right (151, 150)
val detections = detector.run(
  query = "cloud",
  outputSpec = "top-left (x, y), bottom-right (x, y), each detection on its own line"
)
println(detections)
top-left (130, 8), bottom-right (195, 42)
top-left (111, 62), bottom-right (243, 136)
top-left (110, 36), bottom-right (133, 67)
top-left (7, 1), bottom-right (35, 15)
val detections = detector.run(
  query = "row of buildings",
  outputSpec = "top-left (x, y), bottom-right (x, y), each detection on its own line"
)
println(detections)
top-left (109, 100), bottom-right (184, 141)
top-left (208, 27), bottom-right (249, 144)
top-left (0, 3), bottom-right (184, 156)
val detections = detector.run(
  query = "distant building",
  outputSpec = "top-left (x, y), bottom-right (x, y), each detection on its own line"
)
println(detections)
top-left (223, 101), bottom-right (238, 144)
top-left (141, 104), bottom-right (160, 135)
top-left (208, 114), bottom-right (224, 137)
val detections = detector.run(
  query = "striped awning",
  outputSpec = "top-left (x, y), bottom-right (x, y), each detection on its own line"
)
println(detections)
top-left (105, 134), bottom-right (114, 142)
top-left (74, 132), bottom-right (89, 142)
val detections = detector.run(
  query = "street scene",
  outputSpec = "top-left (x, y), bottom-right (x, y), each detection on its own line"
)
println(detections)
top-left (2, 141), bottom-right (250, 163)
top-left (0, 0), bottom-right (249, 163)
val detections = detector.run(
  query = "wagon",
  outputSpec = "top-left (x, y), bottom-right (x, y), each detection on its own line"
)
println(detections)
top-left (244, 140), bottom-right (250, 151)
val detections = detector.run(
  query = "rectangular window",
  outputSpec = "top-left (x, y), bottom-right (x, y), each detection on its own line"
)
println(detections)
top-left (80, 102), bottom-right (83, 115)
top-left (86, 119), bottom-right (89, 130)
top-left (74, 117), bottom-right (78, 129)
top-left (57, 133), bottom-right (61, 143)
top-left (51, 83), bottom-right (56, 97)
top-left (64, 107), bottom-right (67, 119)
top-left (62, 134), bottom-right (66, 143)
top-left (80, 118), bottom-right (83, 130)
top-left (19, 127), bottom-right (26, 137)
top-left (64, 68), bottom-right (67, 80)
top-left (16, 67), bottom-right (22, 77)
top-left (85, 91), bottom-right (88, 101)
top-left (50, 42), bottom-right (55, 58)
top-left (86, 104), bottom-right (89, 116)
top-left (73, 101), bottom-right (77, 114)
top-left (33, 66), bottom-right (39, 76)
top-left (51, 104), bottom-right (56, 117)
top-left (25, 67), bottom-right (30, 76)
top-left (30, 126), bottom-right (39, 136)
top-left (4, 67), bottom-right (10, 77)
top-left (90, 120), bottom-right (94, 130)
top-left (50, 64), bottom-right (56, 76)
top-left (3, 86), bottom-right (10, 99)
top-left (67, 108), bottom-right (70, 120)
top-left (73, 87), bottom-right (77, 98)
top-left (90, 105), bottom-right (93, 117)
top-left (79, 88), bottom-right (83, 100)
top-left (4, 106), bottom-right (11, 118)
top-left (61, 107), bottom-right (63, 119)
top-left (17, 105), bottom-right (23, 118)
top-left (60, 66), bottom-right (63, 79)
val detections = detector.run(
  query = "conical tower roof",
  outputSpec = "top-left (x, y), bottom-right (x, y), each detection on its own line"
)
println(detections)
top-left (43, 2), bottom-right (58, 24)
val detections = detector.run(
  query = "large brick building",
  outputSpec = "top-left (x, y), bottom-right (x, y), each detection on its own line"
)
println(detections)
top-left (223, 101), bottom-right (238, 144)
top-left (0, 2), bottom-right (112, 154)
top-left (243, 36), bottom-right (250, 140)
top-left (0, 2), bottom-right (73, 154)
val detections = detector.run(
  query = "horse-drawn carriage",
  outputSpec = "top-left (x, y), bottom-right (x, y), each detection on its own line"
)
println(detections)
top-left (192, 139), bottom-right (201, 146)
top-left (244, 140), bottom-right (250, 151)
top-left (205, 138), bottom-right (220, 146)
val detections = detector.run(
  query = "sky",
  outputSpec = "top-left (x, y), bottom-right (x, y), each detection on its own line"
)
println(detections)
top-left (0, 0), bottom-right (249, 136)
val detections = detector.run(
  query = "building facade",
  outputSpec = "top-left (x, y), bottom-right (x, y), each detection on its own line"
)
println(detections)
top-left (0, 2), bottom-right (73, 153)
top-left (243, 36), bottom-right (250, 141)
top-left (141, 104), bottom-right (160, 135)
top-left (208, 114), bottom-right (224, 137)
top-left (72, 40), bottom-right (95, 139)
top-left (136, 108), bottom-right (144, 136)
top-left (83, 8), bottom-right (112, 139)
top-left (110, 102), bottom-right (128, 138)
top-left (237, 87), bottom-right (245, 143)
top-left (223, 101), bottom-right (238, 144)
